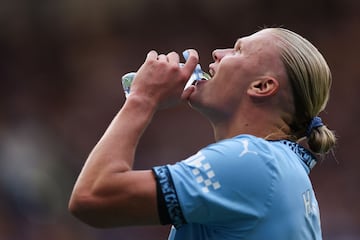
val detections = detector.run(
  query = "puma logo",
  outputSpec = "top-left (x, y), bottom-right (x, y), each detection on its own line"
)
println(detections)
top-left (238, 139), bottom-right (258, 157)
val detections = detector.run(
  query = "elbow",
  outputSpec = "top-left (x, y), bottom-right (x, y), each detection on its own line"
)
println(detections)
top-left (68, 192), bottom-right (109, 228)
top-left (68, 192), bottom-right (87, 221)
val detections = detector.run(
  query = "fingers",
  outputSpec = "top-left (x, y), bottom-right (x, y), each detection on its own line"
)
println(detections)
top-left (157, 52), bottom-right (180, 65)
top-left (146, 50), bottom-right (158, 61)
top-left (147, 50), bottom-right (180, 61)
top-left (146, 49), bottom-right (198, 67)
top-left (157, 54), bottom-right (168, 62)
top-left (167, 51), bottom-right (180, 64)
top-left (137, 49), bottom-right (197, 107)
top-left (144, 49), bottom-right (198, 84)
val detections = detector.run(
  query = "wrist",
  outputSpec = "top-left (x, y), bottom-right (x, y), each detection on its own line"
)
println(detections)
top-left (124, 94), bottom-right (158, 115)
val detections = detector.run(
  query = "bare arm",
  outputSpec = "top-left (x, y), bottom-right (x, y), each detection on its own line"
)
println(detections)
top-left (68, 50), bottom-right (199, 228)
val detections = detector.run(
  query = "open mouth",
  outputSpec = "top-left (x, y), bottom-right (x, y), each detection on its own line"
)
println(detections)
top-left (202, 71), bottom-right (212, 81)
top-left (186, 71), bottom-right (211, 88)
top-left (192, 71), bottom-right (211, 86)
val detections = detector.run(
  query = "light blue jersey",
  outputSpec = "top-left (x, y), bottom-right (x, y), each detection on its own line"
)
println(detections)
top-left (153, 135), bottom-right (322, 240)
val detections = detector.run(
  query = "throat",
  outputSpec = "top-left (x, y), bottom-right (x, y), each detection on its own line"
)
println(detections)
top-left (212, 120), bottom-right (292, 142)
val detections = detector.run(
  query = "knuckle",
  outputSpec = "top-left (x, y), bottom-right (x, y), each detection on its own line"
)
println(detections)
top-left (169, 51), bottom-right (177, 56)
top-left (147, 58), bottom-right (156, 65)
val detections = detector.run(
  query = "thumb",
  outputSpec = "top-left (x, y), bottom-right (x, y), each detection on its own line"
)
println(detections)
top-left (183, 49), bottom-right (199, 77)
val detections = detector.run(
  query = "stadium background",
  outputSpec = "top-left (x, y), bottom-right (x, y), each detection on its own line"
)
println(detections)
top-left (0, 0), bottom-right (359, 239)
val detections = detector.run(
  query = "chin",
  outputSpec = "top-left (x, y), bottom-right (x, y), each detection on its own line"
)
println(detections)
top-left (187, 80), bottom-right (213, 110)
top-left (187, 95), bottom-right (201, 111)
top-left (187, 92), bottom-right (208, 115)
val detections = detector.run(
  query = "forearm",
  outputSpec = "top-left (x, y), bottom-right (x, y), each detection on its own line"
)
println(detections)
top-left (69, 95), bottom-right (161, 227)
top-left (72, 95), bottom-right (157, 197)
top-left (92, 95), bottom-right (155, 167)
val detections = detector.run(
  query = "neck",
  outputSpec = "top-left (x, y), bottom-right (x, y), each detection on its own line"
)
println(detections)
top-left (210, 107), bottom-right (291, 142)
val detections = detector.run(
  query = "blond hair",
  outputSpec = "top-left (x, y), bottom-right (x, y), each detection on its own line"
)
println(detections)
top-left (268, 28), bottom-right (336, 154)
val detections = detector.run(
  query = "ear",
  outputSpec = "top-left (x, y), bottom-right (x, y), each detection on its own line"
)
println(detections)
top-left (247, 77), bottom-right (279, 97)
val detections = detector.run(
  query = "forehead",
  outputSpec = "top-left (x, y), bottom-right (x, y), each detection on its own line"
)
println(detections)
top-left (235, 30), bottom-right (286, 76)
top-left (235, 29), bottom-right (277, 51)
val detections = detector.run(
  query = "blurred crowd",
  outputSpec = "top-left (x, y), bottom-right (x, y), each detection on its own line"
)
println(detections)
top-left (0, 0), bottom-right (359, 239)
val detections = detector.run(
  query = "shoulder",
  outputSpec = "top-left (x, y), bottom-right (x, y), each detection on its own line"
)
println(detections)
top-left (198, 134), bottom-right (276, 164)
top-left (176, 134), bottom-right (281, 194)
top-left (161, 135), bottom-right (283, 226)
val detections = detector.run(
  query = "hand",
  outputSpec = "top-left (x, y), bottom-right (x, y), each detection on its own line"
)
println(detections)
top-left (128, 49), bottom-right (199, 109)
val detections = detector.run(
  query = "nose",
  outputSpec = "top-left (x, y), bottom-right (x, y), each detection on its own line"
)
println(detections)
top-left (212, 49), bottom-right (232, 61)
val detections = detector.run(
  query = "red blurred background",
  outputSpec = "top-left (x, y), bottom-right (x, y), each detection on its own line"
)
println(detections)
top-left (0, 0), bottom-right (359, 239)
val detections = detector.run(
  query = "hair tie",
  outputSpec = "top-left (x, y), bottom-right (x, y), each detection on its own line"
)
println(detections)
top-left (306, 116), bottom-right (324, 137)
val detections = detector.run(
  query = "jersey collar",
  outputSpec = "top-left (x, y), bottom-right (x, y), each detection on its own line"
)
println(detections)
top-left (278, 140), bottom-right (318, 170)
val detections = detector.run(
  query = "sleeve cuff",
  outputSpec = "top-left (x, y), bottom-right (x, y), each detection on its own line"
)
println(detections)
top-left (152, 165), bottom-right (187, 229)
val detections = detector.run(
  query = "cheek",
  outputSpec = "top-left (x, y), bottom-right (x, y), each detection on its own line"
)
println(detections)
top-left (214, 65), bottom-right (251, 105)
top-left (211, 79), bottom-right (244, 111)
top-left (218, 57), bottom-right (248, 79)
top-left (216, 63), bottom-right (248, 94)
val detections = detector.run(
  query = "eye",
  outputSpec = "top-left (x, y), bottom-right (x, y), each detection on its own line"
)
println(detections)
top-left (234, 39), bottom-right (243, 54)
top-left (234, 41), bottom-right (242, 54)
top-left (234, 45), bottom-right (242, 54)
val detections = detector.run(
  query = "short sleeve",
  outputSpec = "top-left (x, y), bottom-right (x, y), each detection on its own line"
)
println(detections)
top-left (153, 135), bottom-right (279, 230)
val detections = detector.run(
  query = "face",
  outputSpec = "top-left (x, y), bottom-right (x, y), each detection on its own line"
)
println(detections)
top-left (188, 29), bottom-right (287, 118)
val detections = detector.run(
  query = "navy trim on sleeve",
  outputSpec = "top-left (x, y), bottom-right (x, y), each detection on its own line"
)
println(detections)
top-left (152, 166), bottom-right (187, 229)
top-left (153, 170), bottom-right (171, 225)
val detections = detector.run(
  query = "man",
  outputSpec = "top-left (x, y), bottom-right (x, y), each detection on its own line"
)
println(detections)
top-left (69, 28), bottom-right (336, 239)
